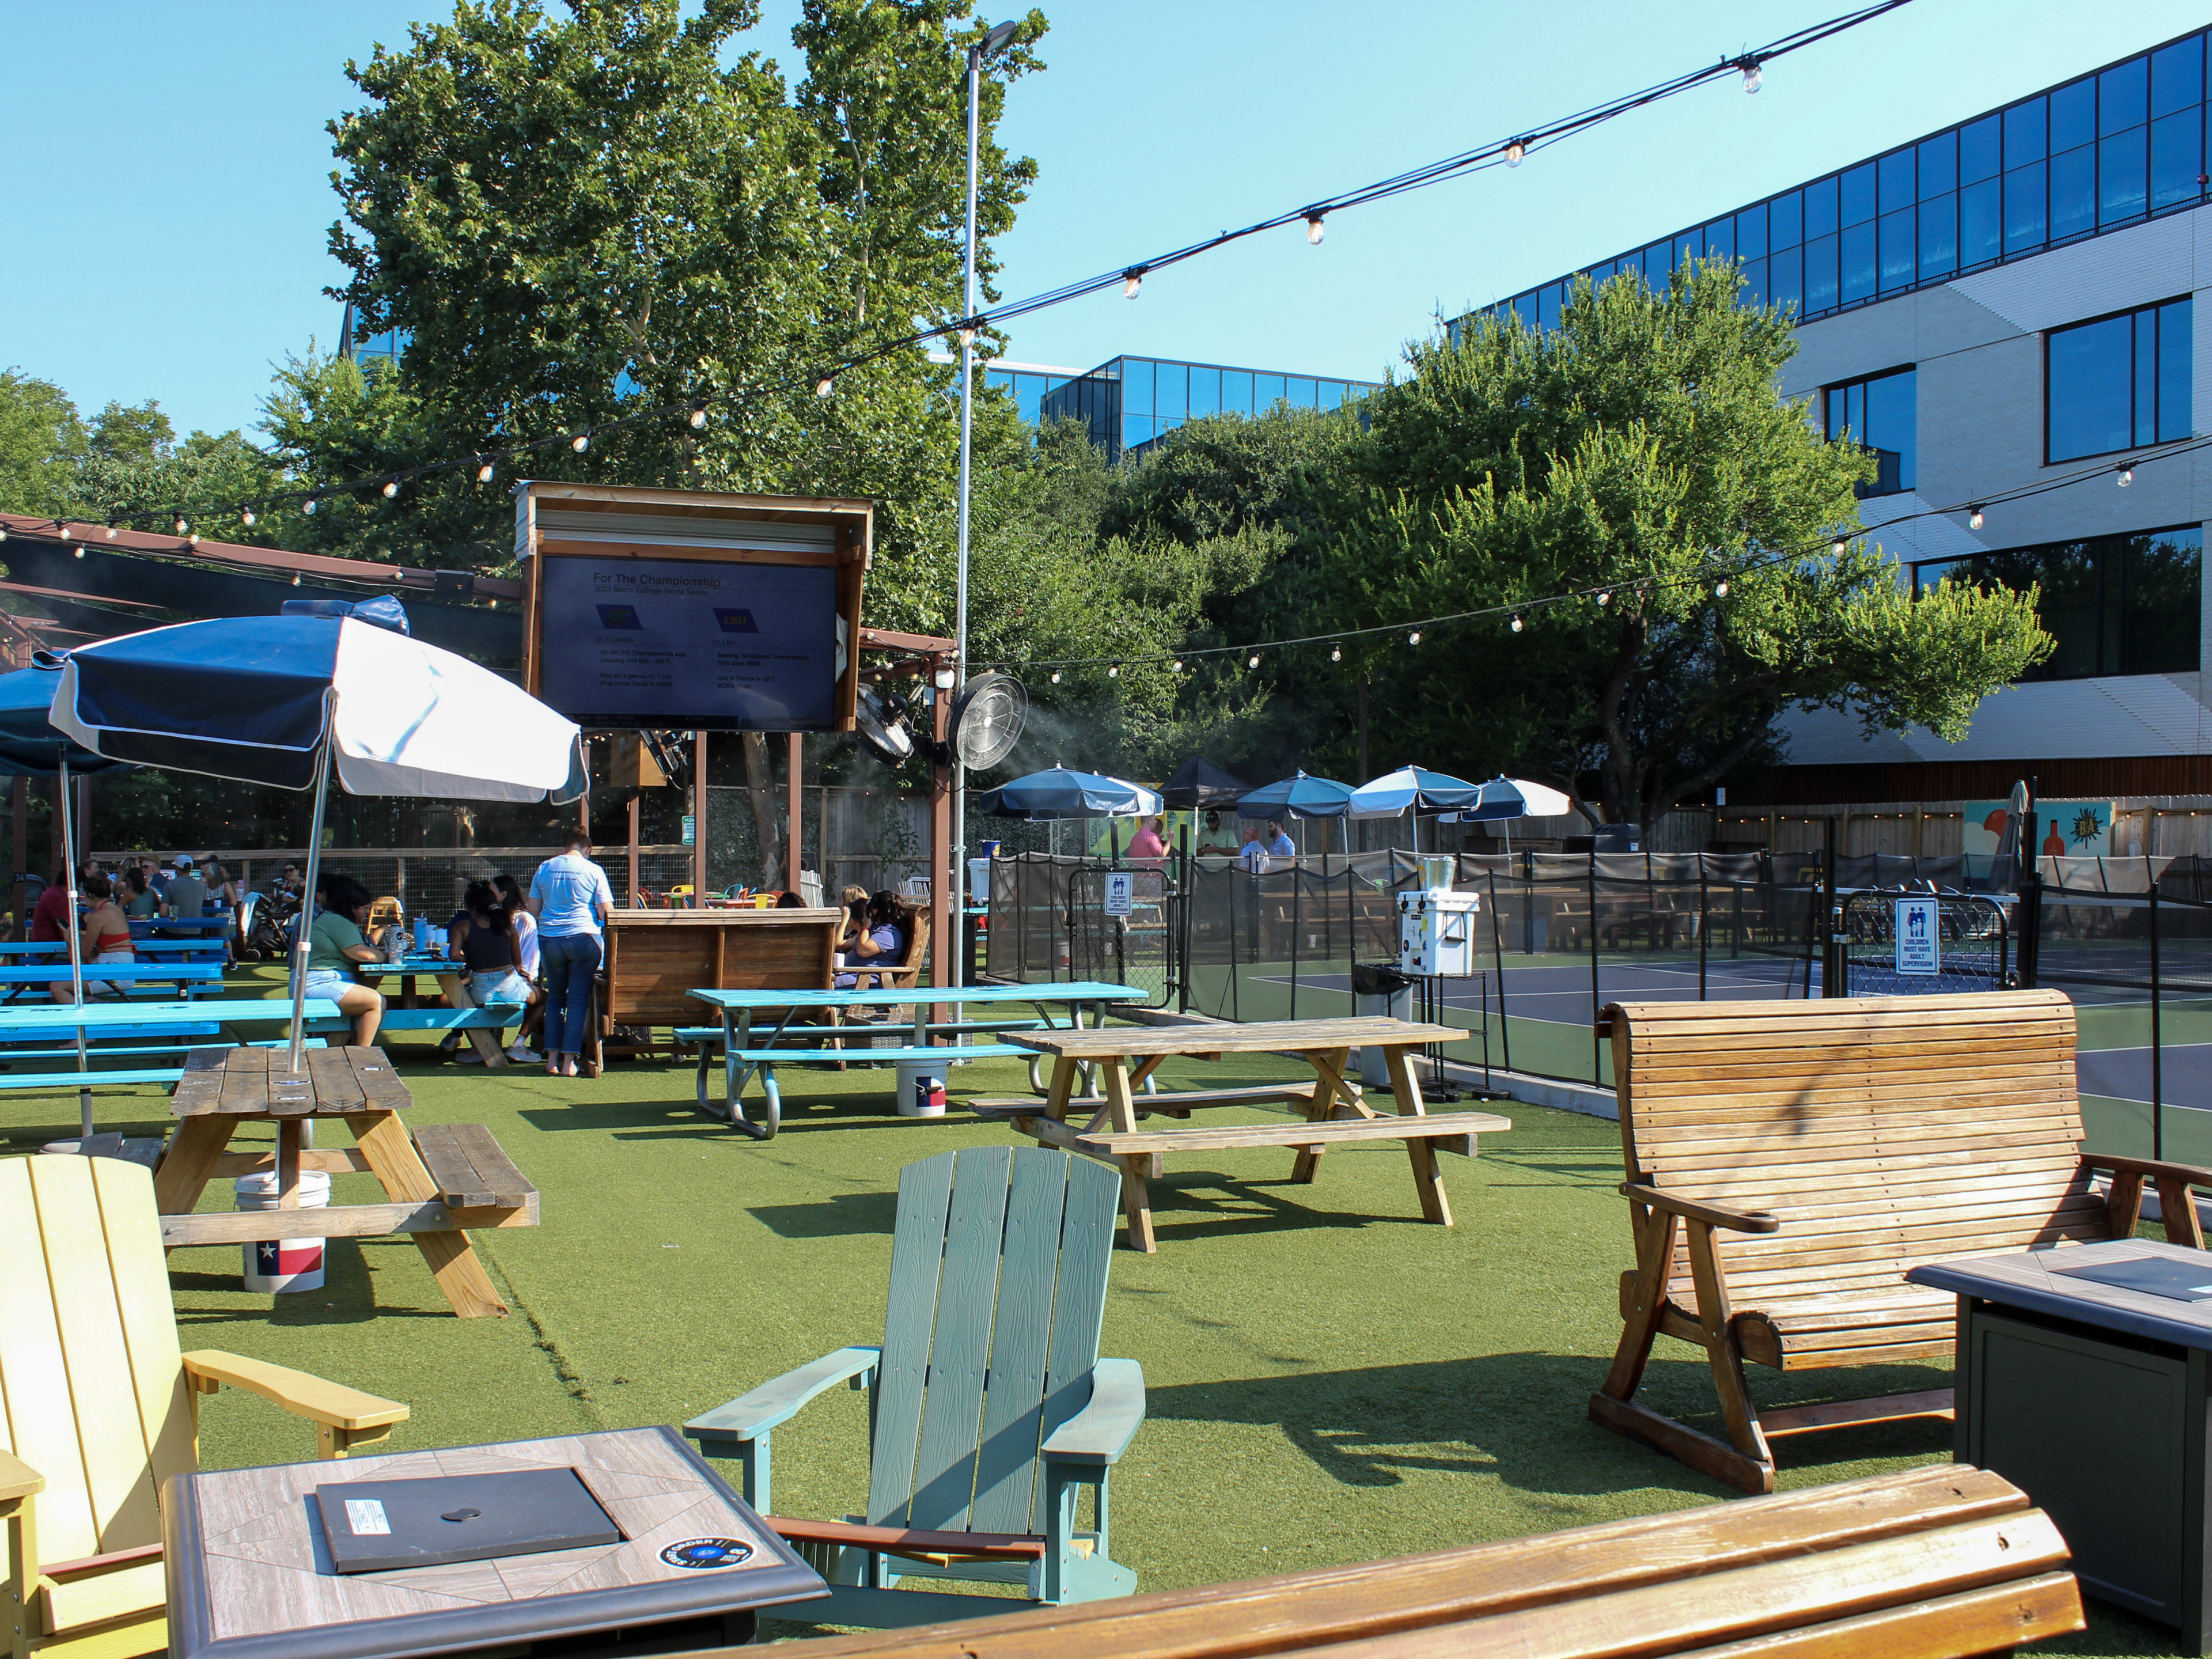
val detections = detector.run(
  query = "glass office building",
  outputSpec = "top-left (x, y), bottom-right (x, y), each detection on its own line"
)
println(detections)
top-left (1039, 355), bottom-right (1380, 462)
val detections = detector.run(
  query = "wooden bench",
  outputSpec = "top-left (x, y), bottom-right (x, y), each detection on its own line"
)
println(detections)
top-left (1590, 989), bottom-right (2212, 1494)
top-left (595, 907), bottom-right (839, 1071)
top-left (759, 1464), bottom-right (2084, 1658)
top-left (412, 1123), bottom-right (539, 1213)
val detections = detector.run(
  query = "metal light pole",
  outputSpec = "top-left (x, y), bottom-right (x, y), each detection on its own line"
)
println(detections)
top-left (953, 20), bottom-right (1016, 963)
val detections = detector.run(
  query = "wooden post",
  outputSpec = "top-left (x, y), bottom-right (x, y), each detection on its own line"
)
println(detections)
top-left (627, 793), bottom-right (641, 907)
top-left (786, 732), bottom-right (803, 897)
top-left (692, 730), bottom-right (709, 904)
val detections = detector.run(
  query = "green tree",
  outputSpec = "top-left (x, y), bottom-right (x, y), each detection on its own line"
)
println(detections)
top-left (1320, 263), bottom-right (2050, 826)
top-left (0, 371), bottom-right (86, 518)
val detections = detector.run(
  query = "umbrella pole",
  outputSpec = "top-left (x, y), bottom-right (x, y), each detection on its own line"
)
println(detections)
top-left (59, 756), bottom-right (90, 1139)
top-left (288, 727), bottom-right (336, 1076)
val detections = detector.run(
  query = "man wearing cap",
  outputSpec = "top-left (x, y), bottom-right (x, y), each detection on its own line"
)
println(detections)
top-left (162, 855), bottom-right (206, 922)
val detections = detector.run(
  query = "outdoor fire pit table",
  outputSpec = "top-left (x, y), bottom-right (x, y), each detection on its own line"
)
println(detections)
top-left (153, 1046), bottom-right (538, 1318)
top-left (982, 1016), bottom-right (1512, 1251)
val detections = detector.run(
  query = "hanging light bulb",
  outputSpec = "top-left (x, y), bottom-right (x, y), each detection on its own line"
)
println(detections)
top-left (1050, 669), bottom-right (1061, 684)
top-left (688, 406), bottom-right (707, 430)
top-left (105, 524), bottom-right (117, 539)
top-left (381, 480), bottom-right (399, 498)
top-left (174, 517), bottom-right (188, 536)
top-left (1107, 664), bottom-right (1120, 678)
top-left (1597, 590), bottom-right (1612, 606)
top-left (1305, 214), bottom-right (1325, 245)
top-left (477, 461), bottom-right (495, 483)
top-left (571, 433), bottom-right (590, 453)
top-left (2118, 463), bottom-right (2134, 486)
top-left (291, 572), bottom-right (301, 586)
top-left (1123, 268), bottom-right (1145, 299)
top-left (1330, 643), bottom-right (1342, 662)
top-left (240, 509), bottom-right (256, 527)
top-left (1247, 652), bottom-right (1260, 668)
top-left (1510, 614), bottom-right (1524, 632)
top-left (1740, 59), bottom-right (1762, 93)
top-left (815, 376), bottom-right (835, 397)
top-left (1715, 579), bottom-right (1730, 598)
top-left (958, 326), bottom-right (976, 348)
top-left (1408, 630), bottom-right (1422, 645)
top-left (187, 532), bottom-right (200, 547)
top-left (0, 526), bottom-right (9, 542)
top-left (1505, 140), bottom-right (1526, 167)
top-left (304, 497), bottom-right (319, 516)
top-left (1831, 536), bottom-right (1847, 555)
top-left (1968, 505), bottom-right (1984, 529)
top-left (58, 525), bottom-right (71, 541)
top-left (1171, 658), bottom-right (1183, 672)
top-left (72, 544), bottom-right (84, 559)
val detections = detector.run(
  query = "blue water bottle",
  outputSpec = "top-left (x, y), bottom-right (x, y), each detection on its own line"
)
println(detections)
top-left (412, 914), bottom-right (430, 955)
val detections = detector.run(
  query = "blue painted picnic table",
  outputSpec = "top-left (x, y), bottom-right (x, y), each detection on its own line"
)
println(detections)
top-left (0, 961), bottom-right (226, 998)
top-left (683, 981), bottom-right (1147, 1140)
top-left (355, 957), bottom-right (528, 1064)
top-left (0, 938), bottom-right (227, 957)
top-left (0, 997), bottom-right (341, 1033)
top-left (0, 997), bottom-right (344, 1102)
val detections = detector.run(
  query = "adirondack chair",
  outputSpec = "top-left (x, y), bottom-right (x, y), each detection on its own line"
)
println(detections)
top-left (0, 1154), bottom-right (408, 1659)
top-left (685, 1145), bottom-right (1143, 1630)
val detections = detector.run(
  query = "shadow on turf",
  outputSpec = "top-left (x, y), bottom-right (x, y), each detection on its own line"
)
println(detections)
top-left (1146, 1353), bottom-right (1956, 1497)
top-left (516, 1092), bottom-right (957, 1140)
top-left (171, 1237), bottom-right (453, 1324)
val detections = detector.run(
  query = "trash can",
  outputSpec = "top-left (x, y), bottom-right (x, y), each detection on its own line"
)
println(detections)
top-left (894, 1059), bottom-right (947, 1118)
top-left (235, 1170), bottom-right (331, 1293)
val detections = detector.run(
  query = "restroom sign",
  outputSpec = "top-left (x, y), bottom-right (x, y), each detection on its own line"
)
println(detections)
top-left (1895, 897), bottom-right (1939, 976)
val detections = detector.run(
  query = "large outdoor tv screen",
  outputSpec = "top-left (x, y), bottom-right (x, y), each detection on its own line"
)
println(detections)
top-left (535, 555), bottom-right (840, 729)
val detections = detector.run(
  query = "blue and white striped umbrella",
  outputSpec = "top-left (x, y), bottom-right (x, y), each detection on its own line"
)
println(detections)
top-left (1234, 771), bottom-right (1356, 820)
top-left (975, 765), bottom-right (1163, 821)
top-left (1345, 765), bottom-right (1486, 820)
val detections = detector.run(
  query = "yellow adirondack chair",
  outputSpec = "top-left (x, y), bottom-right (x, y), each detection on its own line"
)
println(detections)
top-left (0, 1154), bottom-right (408, 1659)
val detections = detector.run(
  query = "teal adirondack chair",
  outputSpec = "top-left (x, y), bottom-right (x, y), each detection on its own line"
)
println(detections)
top-left (684, 1145), bottom-right (1143, 1628)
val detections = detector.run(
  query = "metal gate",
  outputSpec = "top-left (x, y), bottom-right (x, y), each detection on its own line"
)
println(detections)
top-left (1839, 891), bottom-right (2010, 995)
top-left (1066, 866), bottom-right (1172, 1005)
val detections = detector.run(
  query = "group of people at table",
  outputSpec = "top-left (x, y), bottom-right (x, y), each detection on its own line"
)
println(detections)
top-left (1115, 813), bottom-right (1298, 872)
top-left (22, 853), bottom-right (230, 997)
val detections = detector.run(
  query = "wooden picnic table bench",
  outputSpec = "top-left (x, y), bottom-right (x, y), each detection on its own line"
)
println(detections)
top-left (1589, 988), bottom-right (2212, 1494)
top-left (152, 1045), bottom-right (538, 1318)
top-left (986, 1017), bottom-right (1510, 1252)
top-left (747, 1463), bottom-right (2083, 1659)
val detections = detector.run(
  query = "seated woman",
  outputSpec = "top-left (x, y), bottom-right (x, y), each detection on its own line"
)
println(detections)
top-left (73, 874), bottom-right (134, 999)
top-left (494, 873), bottom-right (545, 1063)
top-left (305, 873), bottom-right (385, 1047)
top-left (120, 866), bottom-right (158, 921)
top-left (831, 884), bottom-right (870, 975)
top-left (834, 889), bottom-right (913, 991)
top-left (438, 879), bottom-right (536, 1065)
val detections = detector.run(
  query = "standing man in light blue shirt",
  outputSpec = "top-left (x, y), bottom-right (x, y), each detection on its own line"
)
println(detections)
top-left (1264, 820), bottom-right (1296, 860)
top-left (527, 830), bottom-right (613, 1079)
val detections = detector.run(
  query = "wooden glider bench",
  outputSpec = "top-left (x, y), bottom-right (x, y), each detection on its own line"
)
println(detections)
top-left (1590, 989), bottom-right (2212, 1494)
top-left (760, 1464), bottom-right (2084, 1659)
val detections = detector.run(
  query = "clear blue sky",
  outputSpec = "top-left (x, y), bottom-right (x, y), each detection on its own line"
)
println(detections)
top-left (3, 1), bottom-right (2206, 437)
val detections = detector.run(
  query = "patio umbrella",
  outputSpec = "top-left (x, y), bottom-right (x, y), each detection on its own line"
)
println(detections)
top-left (50, 599), bottom-right (585, 1071)
top-left (1234, 771), bottom-right (1355, 819)
top-left (0, 662), bottom-right (139, 1137)
top-left (1347, 765), bottom-right (1486, 857)
top-left (974, 765), bottom-right (1164, 821)
top-left (1456, 775), bottom-right (1576, 855)
top-left (1159, 756), bottom-right (1249, 809)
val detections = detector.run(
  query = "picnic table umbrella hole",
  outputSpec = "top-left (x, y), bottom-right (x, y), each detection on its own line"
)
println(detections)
top-left (0, 661), bottom-right (139, 1136)
top-left (47, 597), bottom-right (585, 1074)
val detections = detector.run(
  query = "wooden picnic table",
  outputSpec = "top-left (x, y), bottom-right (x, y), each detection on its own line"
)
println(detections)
top-left (991, 1017), bottom-right (1512, 1252)
top-left (153, 1046), bottom-right (539, 1318)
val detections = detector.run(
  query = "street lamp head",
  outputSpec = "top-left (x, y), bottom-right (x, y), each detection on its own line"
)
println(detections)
top-left (984, 20), bottom-right (1018, 51)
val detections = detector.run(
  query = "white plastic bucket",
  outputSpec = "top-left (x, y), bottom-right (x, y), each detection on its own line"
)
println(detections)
top-left (895, 1059), bottom-right (947, 1117)
top-left (236, 1170), bottom-right (332, 1293)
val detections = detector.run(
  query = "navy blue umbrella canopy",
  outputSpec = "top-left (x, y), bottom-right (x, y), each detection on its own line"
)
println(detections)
top-left (0, 664), bottom-right (132, 778)
top-left (975, 766), bottom-right (1165, 821)
top-left (1235, 771), bottom-right (1356, 820)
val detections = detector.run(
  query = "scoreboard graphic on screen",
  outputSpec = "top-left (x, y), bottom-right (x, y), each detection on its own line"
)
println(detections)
top-left (516, 483), bottom-right (869, 732)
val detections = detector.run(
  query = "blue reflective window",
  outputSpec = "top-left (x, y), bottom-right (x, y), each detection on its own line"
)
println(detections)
top-left (2047, 301), bottom-right (2190, 461)
top-left (1287, 377), bottom-right (1317, 407)
top-left (2051, 79), bottom-right (2096, 151)
top-left (2100, 127), bottom-right (2147, 224)
top-left (2005, 97), bottom-right (2047, 164)
top-left (1919, 131), bottom-right (1957, 197)
top-left (2153, 108), bottom-right (2203, 210)
top-left (1122, 358), bottom-right (1154, 415)
top-left (1672, 232), bottom-right (1696, 276)
top-left (1221, 369), bottom-right (1254, 414)
top-left (1877, 149), bottom-right (1915, 213)
top-left (1736, 203), bottom-right (1767, 259)
top-left (1804, 234), bottom-right (1838, 313)
top-left (1878, 207), bottom-right (1915, 293)
top-left (1962, 114), bottom-right (2002, 183)
top-left (1256, 373), bottom-right (1286, 410)
top-left (1918, 194), bottom-right (1957, 279)
top-left (1823, 366), bottom-right (1915, 495)
top-left (1538, 283), bottom-right (1565, 329)
top-left (1742, 257), bottom-right (1767, 306)
top-left (1122, 415), bottom-right (1150, 451)
top-left (1771, 190), bottom-right (1804, 247)
top-left (1769, 244), bottom-right (1801, 313)
top-left (1643, 243), bottom-right (1670, 286)
top-left (1703, 219), bottom-right (1734, 260)
top-left (2101, 56), bottom-right (2148, 136)
top-left (1319, 381), bottom-right (1346, 411)
top-left (2050, 143), bottom-right (2096, 239)
top-left (1841, 221), bottom-right (1877, 304)
top-left (1187, 366), bottom-right (1221, 417)
top-left (2153, 35), bottom-right (2204, 116)
top-left (1153, 361), bottom-right (1187, 419)
top-left (1805, 176), bottom-right (1838, 238)
top-left (1840, 163), bottom-right (1877, 225)
top-left (2005, 161), bottom-right (2047, 251)
top-left (1511, 293), bottom-right (1539, 328)
top-left (1961, 177), bottom-right (2002, 266)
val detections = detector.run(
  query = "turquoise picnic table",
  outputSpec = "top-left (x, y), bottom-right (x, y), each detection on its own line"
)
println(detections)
top-left (355, 956), bottom-right (527, 1065)
top-left (683, 980), bottom-right (1149, 1140)
top-left (0, 961), bottom-right (226, 1000)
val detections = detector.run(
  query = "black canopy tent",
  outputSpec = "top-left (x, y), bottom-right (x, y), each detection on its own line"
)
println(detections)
top-left (1160, 756), bottom-right (1248, 809)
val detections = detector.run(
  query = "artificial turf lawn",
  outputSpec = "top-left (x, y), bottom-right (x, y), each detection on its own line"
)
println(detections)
top-left (0, 1005), bottom-right (2176, 1654)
